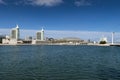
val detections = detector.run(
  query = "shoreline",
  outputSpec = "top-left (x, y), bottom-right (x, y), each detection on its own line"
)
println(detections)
top-left (0, 43), bottom-right (112, 46)
top-left (1, 43), bottom-right (120, 47)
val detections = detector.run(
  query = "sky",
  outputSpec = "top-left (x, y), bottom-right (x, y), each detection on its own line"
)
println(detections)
top-left (0, 0), bottom-right (120, 41)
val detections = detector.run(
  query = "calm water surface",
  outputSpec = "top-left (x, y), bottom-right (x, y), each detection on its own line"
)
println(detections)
top-left (0, 45), bottom-right (120, 80)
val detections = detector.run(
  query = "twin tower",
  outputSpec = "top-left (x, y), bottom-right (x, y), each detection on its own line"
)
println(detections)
top-left (11, 25), bottom-right (44, 41)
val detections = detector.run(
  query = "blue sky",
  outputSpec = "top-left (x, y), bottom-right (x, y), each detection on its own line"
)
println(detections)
top-left (0, 0), bottom-right (120, 31)
top-left (0, 0), bottom-right (120, 41)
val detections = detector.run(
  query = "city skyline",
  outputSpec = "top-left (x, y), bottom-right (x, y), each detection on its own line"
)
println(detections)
top-left (0, 0), bottom-right (120, 32)
top-left (1, 27), bottom-right (120, 43)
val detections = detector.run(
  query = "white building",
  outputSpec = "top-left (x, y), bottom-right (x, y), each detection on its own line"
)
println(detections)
top-left (36, 28), bottom-right (44, 41)
top-left (41, 28), bottom-right (44, 41)
top-left (2, 36), bottom-right (10, 44)
top-left (11, 25), bottom-right (20, 40)
top-left (9, 25), bottom-right (20, 44)
top-left (2, 25), bottom-right (21, 45)
top-left (32, 28), bottom-right (45, 44)
top-left (36, 31), bottom-right (41, 40)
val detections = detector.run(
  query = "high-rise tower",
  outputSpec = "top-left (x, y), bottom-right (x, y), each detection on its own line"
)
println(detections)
top-left (36, 28), bottom-right (44, 41)
top-left (11, 25), bottom-right (20, 40)
top-left (36, 31), bottom-right (41, 40)
top-left (41, 28), bottom-right (44, 41)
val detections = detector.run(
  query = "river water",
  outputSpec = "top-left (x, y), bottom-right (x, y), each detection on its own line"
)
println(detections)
top-left (0, 45), bottom-right (120, 80)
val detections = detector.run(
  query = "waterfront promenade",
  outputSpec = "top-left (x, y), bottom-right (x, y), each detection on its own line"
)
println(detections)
top-left (0, 43), bottom-right (116, 46)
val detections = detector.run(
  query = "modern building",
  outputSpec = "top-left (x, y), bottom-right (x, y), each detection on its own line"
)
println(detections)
top-left (2, 25), bottom-right (21, 45)
top-left (36, 31), bottom-right (41, 40)
top-left (36, 28), bottom-right (44, 41)
top-left (32, 28), bottom-right (45, 44)
top-left (11, 25), bottom-right (20, 40)
top-left (41, 28), bottom-right (44, 41)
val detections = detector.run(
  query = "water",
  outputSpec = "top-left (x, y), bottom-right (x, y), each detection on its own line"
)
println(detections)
top-left (0, 45), bottom-right (120, 80)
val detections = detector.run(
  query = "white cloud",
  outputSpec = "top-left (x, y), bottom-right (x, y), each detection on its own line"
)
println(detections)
top-left (26, 0), bottom-right (63, 7)
top-left (74, 0), bottom-right (91, 7)
top-left (0, 0), bottom-right (6, 4)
